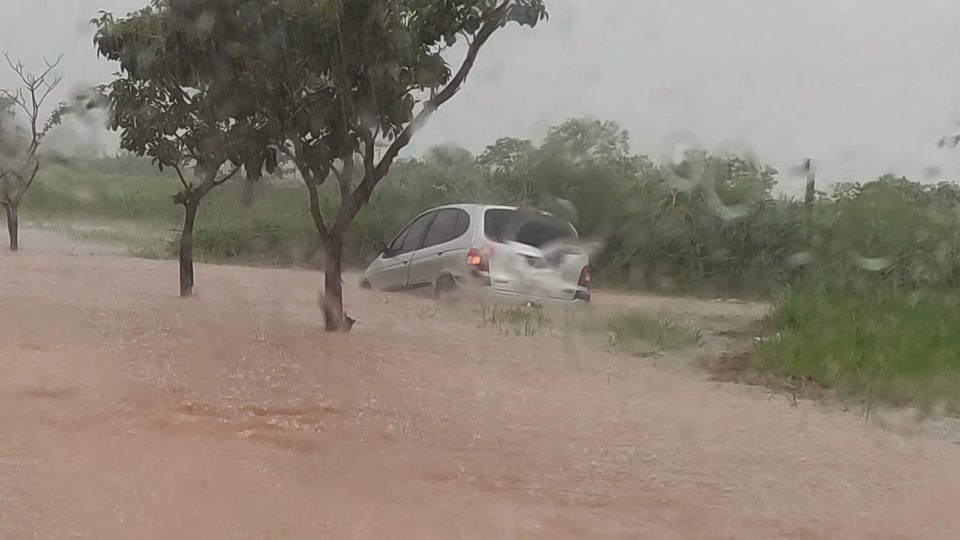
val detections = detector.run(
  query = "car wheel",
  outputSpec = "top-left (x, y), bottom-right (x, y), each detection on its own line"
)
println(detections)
top-left (434, 274), bottom-right (460, 301)
top-left (360, 279), bottom-right (372, 289)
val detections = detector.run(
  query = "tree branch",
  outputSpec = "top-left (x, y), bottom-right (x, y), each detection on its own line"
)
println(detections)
top-left (361, 127), bottom-right (375, 180)
top-left (2, 53), bottom-right (63, 162)
top-left (331, 4), bottom-right (509, 236)
top-left (172, 163), bottom-right (192, 193)
top-left (0, 88), bottom-right (30, 120)
top-left (0, 171), bottom-right (12, 204)
top-left (282, 142), bottom-right (330, 237)
top-left (12, 159), bottom-right (39, 205)
top-left (304, 166), bottom-right (330, 238)
top-left (211, 166), bottom-right (241, 187)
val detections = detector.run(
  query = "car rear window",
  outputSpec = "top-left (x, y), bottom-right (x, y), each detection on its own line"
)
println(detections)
top-left (483, 209), bottom-right (577, 248)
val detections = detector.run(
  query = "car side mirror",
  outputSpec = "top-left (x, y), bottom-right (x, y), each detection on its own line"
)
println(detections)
top-left (373, 240), bottom-right (390, 256)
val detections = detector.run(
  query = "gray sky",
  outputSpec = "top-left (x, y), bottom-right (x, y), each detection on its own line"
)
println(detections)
top-left (3, 0), bottom-right (960, 196)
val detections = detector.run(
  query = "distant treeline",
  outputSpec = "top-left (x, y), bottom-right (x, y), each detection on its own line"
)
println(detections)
top-left (30, 118), bottom-right (960, 296)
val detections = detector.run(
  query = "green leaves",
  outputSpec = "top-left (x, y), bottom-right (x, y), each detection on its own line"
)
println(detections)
top-left (96, 0), bottom-right (549, 223)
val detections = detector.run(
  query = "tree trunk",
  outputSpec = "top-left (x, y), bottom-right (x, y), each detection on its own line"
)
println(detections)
top-left (321, 238), bottom-right (352, 332)
top-left (179, 202), bottom-right (199, 297)
top-left (2, 203), bottom-right (18, 252)
top-left (241, 177), bottom-right (256, 207)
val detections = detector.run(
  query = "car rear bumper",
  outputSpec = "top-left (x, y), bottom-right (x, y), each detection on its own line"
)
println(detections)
top-left (453, 273), bottom-right (590, 306)
top-left (481, 287), bottom-right (590, 307)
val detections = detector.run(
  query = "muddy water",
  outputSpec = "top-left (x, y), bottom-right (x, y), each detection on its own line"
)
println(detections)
top-left (1, 240), bottom-right (959, 539)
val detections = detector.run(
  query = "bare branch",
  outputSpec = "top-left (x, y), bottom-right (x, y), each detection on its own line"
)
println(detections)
top-left (34, 55), bottom-right (63, 85)
top-left (12, 159), bottom-right (40, 204)
top-left (0, 87), bottom-right (30, 119)
top-left (2, 53), bottom-right (24, 80)
top-left (38, 77), bottom-right (63, 108)
top-left (2, 53), bottom-right (64, 150)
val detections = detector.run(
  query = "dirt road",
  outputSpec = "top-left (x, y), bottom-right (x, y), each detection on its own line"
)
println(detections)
top-left (2, 236), bottom-right (960, 539)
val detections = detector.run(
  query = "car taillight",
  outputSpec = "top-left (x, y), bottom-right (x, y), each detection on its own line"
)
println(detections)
top-left (467, 247), bottom-right (490, 272)
top-left (578, 265), bottom-right (592, 288)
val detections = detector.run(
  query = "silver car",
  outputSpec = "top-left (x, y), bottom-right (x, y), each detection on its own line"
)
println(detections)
top-left (361, 204), bottom-right (592, 304)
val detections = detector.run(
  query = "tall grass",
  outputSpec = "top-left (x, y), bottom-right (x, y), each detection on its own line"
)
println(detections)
top-left (759, 291), bottom-right (960, 412)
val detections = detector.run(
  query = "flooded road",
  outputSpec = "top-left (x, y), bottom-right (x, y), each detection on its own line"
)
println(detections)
top-left (1, 240), bottom-right (959, 539)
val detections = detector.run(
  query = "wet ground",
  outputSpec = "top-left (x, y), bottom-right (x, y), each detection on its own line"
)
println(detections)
top-left (2, 232), bottom-right (960, 539)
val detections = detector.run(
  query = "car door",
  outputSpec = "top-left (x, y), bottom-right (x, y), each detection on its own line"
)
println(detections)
top-left (408, 208), bottom-right (471, 290)
top-left (366, 212), bottom-right (436, 291)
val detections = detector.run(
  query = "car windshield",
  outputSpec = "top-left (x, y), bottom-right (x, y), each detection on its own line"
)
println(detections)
top-left (483, 209), bottom-right (576, 248)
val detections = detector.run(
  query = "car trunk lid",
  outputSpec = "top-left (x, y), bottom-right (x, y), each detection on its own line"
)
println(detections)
top-left (483, 209), bottom-right (588, 301)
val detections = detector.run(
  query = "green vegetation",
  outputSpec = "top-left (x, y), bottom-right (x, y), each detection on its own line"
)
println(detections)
top-left (759, 291), bottom-right (960, 413)
top-left (606, 312), bottom-right (702, 353)
top-left (27, 120), bottom-right (960, 296)
top-left (478, 305), bottom-right (547, 337)
top-left (478, 304), bottom-right (701, 352)
top-left (24, 163), bottom-right (320, 265)
top-left (22, 115), bottom-right (960, 412)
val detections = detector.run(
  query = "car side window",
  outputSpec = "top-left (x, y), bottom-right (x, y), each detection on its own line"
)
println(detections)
top-left (452, 209), bottom-right (470, 239)
top-left (422, 209), bottom-right (456, 248)
top-left (388, 229), bottom-right (408, 253)
top-left (397, 212), bottom-right (435, 254)
top-left (422, 209), bottom-right (471, 249)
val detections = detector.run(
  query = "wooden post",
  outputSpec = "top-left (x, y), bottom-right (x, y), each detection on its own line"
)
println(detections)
top-left (803, 158), bottom-right (816, 204)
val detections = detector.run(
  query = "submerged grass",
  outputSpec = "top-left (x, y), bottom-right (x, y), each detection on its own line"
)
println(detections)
top-left (606, 312), bottom-right (703, 353)
top-left (477, 304), bottom-right (701, 352)
top-left (477, 305), bottom-right (548, 337)
top-left (758, 291), bottom-right (960, 413)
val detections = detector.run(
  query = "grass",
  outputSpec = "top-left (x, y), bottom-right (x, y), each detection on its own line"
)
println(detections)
top-left (477, 304), bottom-right (702, 352)
top-left (606, 312), bottom-right (703, 353)
top-left (758, 290), bottom-right (960, 413)
top-left (22, 164), bottom-right (329, 264)
top-left (478, 305), bottom-right (548, 336)
top-left (21, 163), bottom-right (424, 268)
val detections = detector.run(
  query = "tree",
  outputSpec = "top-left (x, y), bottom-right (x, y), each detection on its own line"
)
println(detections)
top-left (309, 0), bottom-right (548, 330)
top-left (535, 118), bottom-right (638, 234)
top-left (96, 0), bottom-right (547, 328)
top-left (94, 7), bottom-right (268, 296)
top-left (214, 0), bottom-right (548, 331)
top-left (478, 137), bottom-right (538, 204)
top-left (0, 53), bottom-right (63, 251)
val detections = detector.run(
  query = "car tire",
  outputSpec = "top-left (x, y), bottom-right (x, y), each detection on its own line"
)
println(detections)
top-left (434, 274), bottom-right (459, 301)
top-left (360, 279), bottom-right (372, 289)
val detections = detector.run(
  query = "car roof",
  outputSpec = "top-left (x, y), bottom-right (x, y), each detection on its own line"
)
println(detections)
top-left (428, 203), bottom-right (556, 216)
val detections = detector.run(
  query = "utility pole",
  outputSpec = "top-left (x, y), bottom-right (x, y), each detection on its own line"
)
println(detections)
top-left (802, 159), bottom-right (816, 245)
top-left (803, 158), bottom-right (816, 204)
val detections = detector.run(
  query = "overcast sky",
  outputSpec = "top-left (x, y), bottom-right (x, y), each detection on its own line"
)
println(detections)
top-left (3, 0), bottom-right (960, 196)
